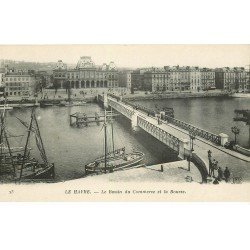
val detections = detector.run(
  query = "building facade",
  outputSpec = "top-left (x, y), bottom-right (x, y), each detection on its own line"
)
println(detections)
top-left (234, 67), bottom-right (248, 92)
top-left (168, 66), bottom-right (190, 91)
top-left (131, 66), bottom-right (191, 92)
top-left (118, 70), bottom-right (132, 92)
top-left (0, 67), bottom-right (6, 97)
top-left (201, 68), bottom-right (215, 90)
top-left (4, 69), bottom-right (36, 97)
top-left (215, 67), bottom-right (247, 91)
top-left (52, 57), bottom-right (119, 92)
top-left (189, 67), bottom-right (201, 91)
top-left (131, 68), bottom-right (151, 92)
top-left (0, 68), bottom-right (5, 87)
top-left (144, 68), bottom-right (170, 92)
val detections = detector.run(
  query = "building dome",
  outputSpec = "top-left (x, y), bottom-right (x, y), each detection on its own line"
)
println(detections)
top-left (76, 56), bottom-right (95, 69)
top-left (108, 61), bottom-right (117, 71)
top-left (55, 60), bottom-right (67, 70)
top-left (101, 63), bottom-right (108, 71)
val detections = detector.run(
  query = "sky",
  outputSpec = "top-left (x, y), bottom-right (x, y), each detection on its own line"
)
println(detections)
top-left (0, 45), bottom-right (249, 69)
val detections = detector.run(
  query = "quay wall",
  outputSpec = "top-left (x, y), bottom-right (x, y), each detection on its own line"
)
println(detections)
top-left (123, 92), bottom-right (230, 101)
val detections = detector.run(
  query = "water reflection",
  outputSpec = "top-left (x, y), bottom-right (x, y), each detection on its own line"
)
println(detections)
top-left (136, 97), bottom-right (250, 148)
top-left (5, 104), bottom-right (178, 181)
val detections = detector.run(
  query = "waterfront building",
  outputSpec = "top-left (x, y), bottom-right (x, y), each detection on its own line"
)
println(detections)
top-left (145, 67), bottom-right (170, 92)
top-left (0, 67), bottom-right (6, 97)
top-left (189, 67), bottom-right (201, 91)
top-left (131, 66), bottom-right (191, 93)
top-left (215, 67), bottom-right (234, 91)
top-left (52, 57), bottom-right (119, 94)
top-left (201, 68), bottom-right (215, 90)
top-left (4, 69), bottom-right (36, 97)
top-left (0, 67), bottom-right (5, 87)
top-left (131, 68), bottom-right (151, 92)
top-left (247, 70), bottom-right (250, 92)
top-left (165, 66), bottom-right (190, 91)
top-left (234, 67), bottom-right (248, 92)
top-left (118, 70), bottom-right (132, 92)
top-left (215, 67), bottom-right (247, 92)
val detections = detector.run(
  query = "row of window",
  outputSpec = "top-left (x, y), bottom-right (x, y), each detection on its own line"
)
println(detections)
top-left (6, 87), bottom-right (29, 91)
top-left (55, 72), bottom-right (117, 78)
top-left (5, 91), bottom-right (29, 96)
top-left (5, 77), bottom-right (30, 81)
top-left (5, 82), bottom-right (30, 86)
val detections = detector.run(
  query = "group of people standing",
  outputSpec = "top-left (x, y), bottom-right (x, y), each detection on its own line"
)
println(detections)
top-left (208, 150), bottom-right (231, 183)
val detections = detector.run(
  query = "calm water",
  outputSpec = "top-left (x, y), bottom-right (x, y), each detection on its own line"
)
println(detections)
top-left (4, 97), bottom-right (250, 181)
top-left (5, 104), bottom-right (178, 181)
top-left (136, 97), bottom-right (250, 148)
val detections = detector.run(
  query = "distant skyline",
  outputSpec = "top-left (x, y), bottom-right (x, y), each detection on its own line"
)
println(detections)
top-left (0, 45), bottom-right (249, 69)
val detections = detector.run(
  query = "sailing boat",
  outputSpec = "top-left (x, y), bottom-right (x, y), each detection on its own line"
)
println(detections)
top-left (84, 109), bottom-right (144, 175)
top-left (0, 106), bottom-right (55, 182)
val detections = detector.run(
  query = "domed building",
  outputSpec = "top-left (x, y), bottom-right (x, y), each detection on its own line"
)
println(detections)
top-left (53, 56), bottom-right (119, 91)
top-left (108, 62), bottom-right (117, 71)
top-left (76, 56), bottom-right (95, 69)
top-left (55, 60), bottom-right (67, 70)
top-left (52, 60), bottom-right (68, 89)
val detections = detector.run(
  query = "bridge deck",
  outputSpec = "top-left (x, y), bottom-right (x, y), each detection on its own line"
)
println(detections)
top-left (108, 97), bottom-right (250, 181)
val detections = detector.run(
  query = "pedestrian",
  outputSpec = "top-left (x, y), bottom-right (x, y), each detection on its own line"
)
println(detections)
top-left (217, 166), bottom-right (223, 181)
top-left (224, 167), bottom-right (230, 182)
top-left (211, 159), bottom-right (216, 178)
top-left (208, 150), bottom-right (212, 160)
top-left (208, 150), bottom-right (212, 176)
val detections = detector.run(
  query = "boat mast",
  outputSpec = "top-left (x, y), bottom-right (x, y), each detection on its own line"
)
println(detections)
top-left (1, 104), bottom-right (16, 175)
top-left (0, 111), bottom-right (4, 162)
top-left (33, 111), bottom-right (48, 165)
top-left (104, 109), bottom-right (107, 173)
top-left (19, 108), bottom-right (34, 181)
top-left (0, 99), bottom-right (7, 158)
top-left (110, 107), bottom-right (115, 154)
top-left (3, 130), bottom-right (16, 175)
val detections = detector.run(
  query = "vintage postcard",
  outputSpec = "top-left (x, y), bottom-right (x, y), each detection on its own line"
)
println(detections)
top-left (0, 44), bottom-right (249, 201)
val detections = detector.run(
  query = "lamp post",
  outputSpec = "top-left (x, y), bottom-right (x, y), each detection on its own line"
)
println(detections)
top-left (231, 126), bottom-right (240, 144)
top-left (188, 130), bottom-right (196, 171)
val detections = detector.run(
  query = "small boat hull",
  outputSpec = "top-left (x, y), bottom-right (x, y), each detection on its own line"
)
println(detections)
top-left (40, 101), bottom-right (61, 108)
top-left (232, 93), bottom-right (250, 98)
top-left (1, 163), bottom-right (55, 182)
top-left (16, 163), bottom-right (55, 181)
top-left (85, 151), bottom-right (144, 176)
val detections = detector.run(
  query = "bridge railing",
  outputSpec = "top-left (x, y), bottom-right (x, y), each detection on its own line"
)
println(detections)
top-left (107, 94), bottom-right (169, 117)
top-left (190, 153), bottom-right (209, 183)
top-left (123, 100), bottom-right (157, 116)
top-left (137, 116), bottom-right (180, 152)
top-left (108, 93), bottom-right (121, 101)
top-left (108, 99), bottom-right (134, 119)
top-left (162, 115), bottom-right (221, 145)
top-left (107, 94), bottom-right (221, 145)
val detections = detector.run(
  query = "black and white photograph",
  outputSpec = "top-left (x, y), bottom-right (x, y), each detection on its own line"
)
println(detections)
top-left (0, 44), bottom-right (249, 201)
top-left (1, 1), bottom-right (250, 250)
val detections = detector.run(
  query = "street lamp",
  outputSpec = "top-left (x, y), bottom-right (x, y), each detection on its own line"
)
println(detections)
top-left (231, 126), bottom-right (240, 144)
top-left (188, 130), bottom-right (196, 171)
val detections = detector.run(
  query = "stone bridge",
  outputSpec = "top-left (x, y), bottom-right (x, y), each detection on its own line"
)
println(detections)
top-left (97, 94), bottom-right (250, 182)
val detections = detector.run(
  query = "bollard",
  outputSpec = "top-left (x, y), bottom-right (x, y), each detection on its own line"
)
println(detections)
top-left (161, 164), bottom-right (164, 172)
